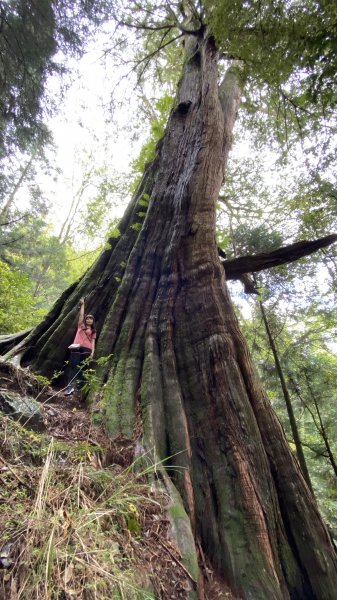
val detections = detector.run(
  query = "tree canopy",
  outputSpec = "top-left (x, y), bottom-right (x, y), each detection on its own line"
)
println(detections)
top-left (0, 0), bottom-right (112, 157)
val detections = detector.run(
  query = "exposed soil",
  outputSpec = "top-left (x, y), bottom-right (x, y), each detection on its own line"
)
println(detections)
top-left (0, 359), bottom-right (130, 466)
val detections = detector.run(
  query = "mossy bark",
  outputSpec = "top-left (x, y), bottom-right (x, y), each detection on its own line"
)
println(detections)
top-left (4, 29), bottom-right (337, 600)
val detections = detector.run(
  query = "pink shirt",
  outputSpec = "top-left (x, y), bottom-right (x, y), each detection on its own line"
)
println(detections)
top-left (73, 322), bottom-right (96, 350)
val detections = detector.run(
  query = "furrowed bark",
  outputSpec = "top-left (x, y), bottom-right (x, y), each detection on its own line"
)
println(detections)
top-left (3, 157), bottom-right (160, 374)
top-left (3, 27), bottom-right (337, 600)
top-left (224, 296), bottom-right (337, 598)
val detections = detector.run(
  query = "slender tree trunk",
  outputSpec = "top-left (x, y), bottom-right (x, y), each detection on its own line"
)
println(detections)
top-left (312, 402), bottom-right (337, 478)
top-left (257, 293), bottom-right (314, 493)
top-left (310, 398), bottom-right (337, 478)
top-left (299, 373), bottom-right (337, 478)
top-left (0, 155), bottom-right (34, 223)
top-left (4, 31), bottom-right (337, 599)
top-left (58, 175), bottom-right (93, 245)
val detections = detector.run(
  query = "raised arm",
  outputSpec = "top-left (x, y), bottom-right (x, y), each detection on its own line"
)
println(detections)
top-left (79, 297), bottom-right (85, 324)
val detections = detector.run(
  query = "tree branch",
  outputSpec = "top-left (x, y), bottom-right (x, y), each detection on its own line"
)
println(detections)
top-left (0, 235), bottom-right (25, 246)
top-left (0, 214), bottom-right (28, 227)
top-left (116, 20), bottom-right (174, 32)
top-left (135, 32), bottom-right (184, 82)
top-left (223, 234), bottom-right (337, 279)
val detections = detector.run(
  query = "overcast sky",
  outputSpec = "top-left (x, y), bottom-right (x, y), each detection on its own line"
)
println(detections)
top-left (42, 37), bottom-right (147, 235)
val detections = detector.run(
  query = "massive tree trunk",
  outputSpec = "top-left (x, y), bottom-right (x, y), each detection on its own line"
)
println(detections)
top-left (4, 30), bottom-right (337, 599)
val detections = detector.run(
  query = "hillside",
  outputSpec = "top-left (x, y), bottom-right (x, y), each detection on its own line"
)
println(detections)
top-left (0, 362), bottom-right (234, 600)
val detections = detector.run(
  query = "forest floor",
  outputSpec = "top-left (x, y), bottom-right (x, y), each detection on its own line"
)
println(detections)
top-left (0, 362), bottom-right (236, 600)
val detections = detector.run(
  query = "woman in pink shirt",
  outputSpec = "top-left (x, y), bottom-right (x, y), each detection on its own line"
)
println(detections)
top-left (65, 297), bottom-right (97, 395)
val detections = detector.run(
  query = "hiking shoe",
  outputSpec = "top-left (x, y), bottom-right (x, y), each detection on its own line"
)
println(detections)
top-left (64, 386), bottom-right (74, 395)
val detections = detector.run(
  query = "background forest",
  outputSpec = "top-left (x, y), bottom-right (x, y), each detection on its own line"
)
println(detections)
top-left (0, 0), bottom-right (336, 551)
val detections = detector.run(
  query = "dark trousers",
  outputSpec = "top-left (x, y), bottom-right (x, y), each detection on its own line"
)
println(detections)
top-left (68, 347), bottom-right (91, 389)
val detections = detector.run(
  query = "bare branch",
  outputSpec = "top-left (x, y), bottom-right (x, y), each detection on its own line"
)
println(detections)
top-left (223, 234), bottom-right (337, 279)
top-left (0, 235), bottom-right (25, 246)
top-left (0, 214), bottom-right (28, 227)
top-left (116, 20), bottom-right (174, 32)
top-left (135, 32), bottom-right (184, 82)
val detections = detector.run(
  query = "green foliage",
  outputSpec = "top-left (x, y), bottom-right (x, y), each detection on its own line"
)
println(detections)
top-left (81, 354), bottom-right (114, 397)
top-left (231, 223), bottom-right (283, 256)
top-left (240, 300), bottom-right (337, 536)
top-left (63, 245), bottom-right (100, 283)
top-left (0, 155), bottom-right (119, 330)
top-left (34, 369), bottom-right (64, 389)
top-left (72, 166), bottom-right (128, 247)
top-left (0, 259), bottom-right (44, 333)
top-left (0, 0), bottom-right (55, 157)
top-left (289, 173), bottom-right (337, 238)
top-left (108, 223), bottom-right (122, 239)
top-left (131, 93), bottom-right (174, 187)
top-left (0, 0), bottom-right (114, 158)
top-left (205, 0), bottom-right (337, 142)
top-left (0, 224), bottom-right (101, 334)
top-left (130, 223), bottom-right (142, 232)
top-left (138, 198), bottom-right (149, 208)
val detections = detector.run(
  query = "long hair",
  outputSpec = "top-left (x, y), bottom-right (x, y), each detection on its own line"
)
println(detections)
top-left (84, 314), bottom-right (96, 333)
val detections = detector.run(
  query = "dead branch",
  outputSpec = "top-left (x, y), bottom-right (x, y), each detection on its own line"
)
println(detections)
top-left (223, 234), bottom-right (337, 279)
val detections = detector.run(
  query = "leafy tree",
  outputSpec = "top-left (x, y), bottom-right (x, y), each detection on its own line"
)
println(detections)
top-left (0, 0), bottom-right (112, 158)
top-left (57, 160), bottom-right (128, 248)
top-left (0, 259), bottom-right (41, 332)
top-left (243, 304), bottom-right (337, 533)
top-left (205, 0), bottom-right (337, 146)
top-left (0, 139), bottom-right (127, 325)
top-left (227, 219), bottom-right (337, 536)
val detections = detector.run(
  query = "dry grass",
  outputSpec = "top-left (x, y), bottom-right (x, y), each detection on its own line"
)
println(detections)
top-left (0, 415), bottom-right (192, 600)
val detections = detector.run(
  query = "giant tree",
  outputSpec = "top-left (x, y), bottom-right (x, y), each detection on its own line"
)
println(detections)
top-left (2, 2), bottom-right (337, 598)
